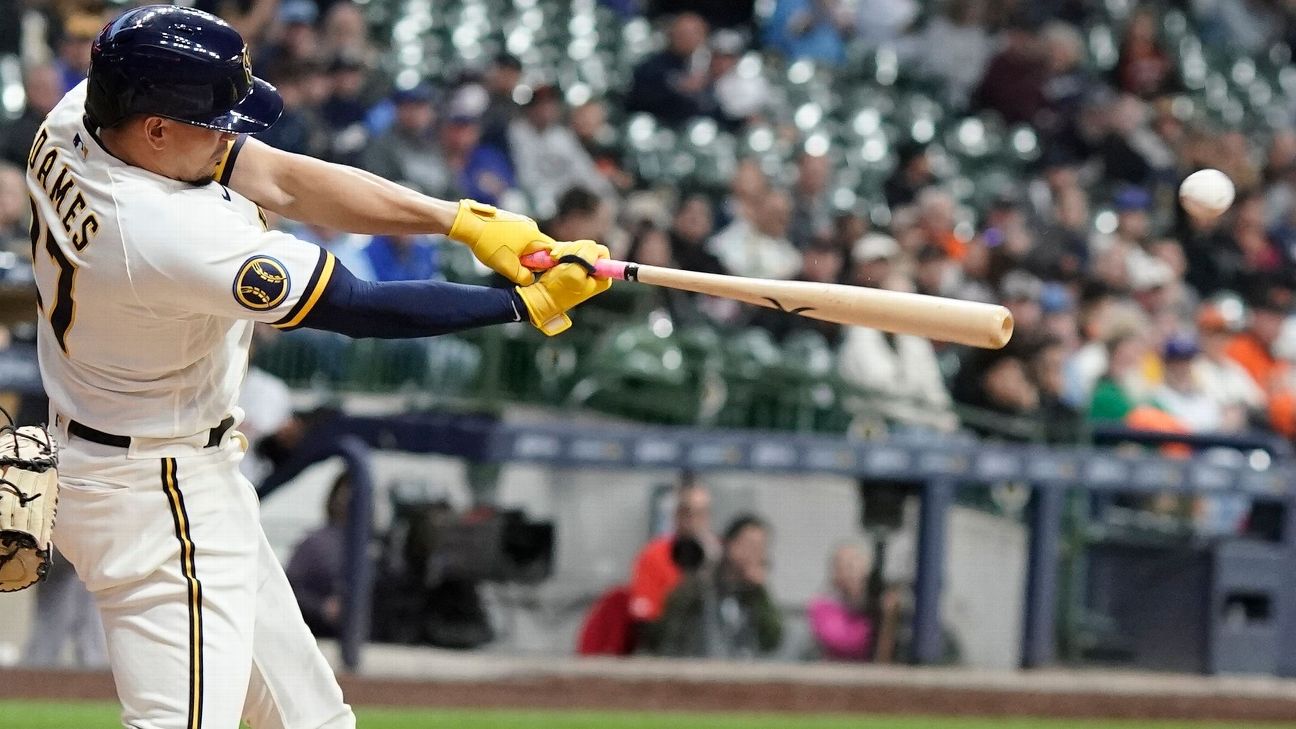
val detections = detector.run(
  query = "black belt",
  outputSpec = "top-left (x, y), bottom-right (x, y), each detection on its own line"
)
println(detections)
top-left (67, 416), bottom-right (236, 450)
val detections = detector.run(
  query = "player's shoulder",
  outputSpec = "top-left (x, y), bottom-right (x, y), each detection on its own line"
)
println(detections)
top-left (119, 181), bottom-right (260, 252)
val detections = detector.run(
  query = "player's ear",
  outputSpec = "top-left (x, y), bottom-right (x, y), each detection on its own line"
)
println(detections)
top-left (141, 116), bottom-right (168, 151)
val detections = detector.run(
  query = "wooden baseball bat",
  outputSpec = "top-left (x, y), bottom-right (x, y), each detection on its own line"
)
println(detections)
top-left (521, 252), bottom-right (1014, 349)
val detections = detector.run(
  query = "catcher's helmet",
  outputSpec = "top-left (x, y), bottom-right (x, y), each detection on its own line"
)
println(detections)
top-left (85, 5), bottom-right (282, 133)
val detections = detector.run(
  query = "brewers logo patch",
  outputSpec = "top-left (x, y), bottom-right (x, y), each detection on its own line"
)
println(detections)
top-left (233, 256), bottom-right (290, 311)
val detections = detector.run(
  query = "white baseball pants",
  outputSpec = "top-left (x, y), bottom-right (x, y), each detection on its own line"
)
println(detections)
top-left (52, 428), bottom-right (356, 729)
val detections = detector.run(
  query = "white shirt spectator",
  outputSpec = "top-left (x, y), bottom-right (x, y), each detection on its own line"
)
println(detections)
top-left (507, 117), bottom-right (610, 219)
top-left (706, 217), bottom-right (801, 280)
top-left (896, 14), bottom-right (993, 107)
top-left (838, 327), bottom-right (957, 431)
top-left (1193, 355), bottom-right (1265, 411)
top-left (1153, 382), bottom-right (1224, 431)
top-left (854, 0), bottom-right (919, 46)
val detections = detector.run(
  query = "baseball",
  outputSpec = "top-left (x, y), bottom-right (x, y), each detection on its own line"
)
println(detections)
top-left (1179, 168), bottom-right (1235, 221)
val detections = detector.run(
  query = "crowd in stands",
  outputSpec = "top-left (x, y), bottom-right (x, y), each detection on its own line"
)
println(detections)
top-left (2, 0), bottom-right (1296, 589)
top-left (6, 0), bottom-right (1296, 463)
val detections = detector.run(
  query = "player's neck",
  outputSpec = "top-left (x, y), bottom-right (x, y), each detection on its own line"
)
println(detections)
top-left (99, 126), bottom-right (169, 179)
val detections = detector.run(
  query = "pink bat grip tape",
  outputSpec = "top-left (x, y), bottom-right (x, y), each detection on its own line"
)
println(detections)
top-left (520, 251), bottom-right (628, 280)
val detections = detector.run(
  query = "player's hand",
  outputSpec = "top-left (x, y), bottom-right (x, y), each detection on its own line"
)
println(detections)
top-left (448, 199), bottom-right (554, 285)
top-left (515, 240), bottom-right (612, 336)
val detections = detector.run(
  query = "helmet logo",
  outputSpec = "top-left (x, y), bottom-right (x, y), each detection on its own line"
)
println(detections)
top-left (241, 46), bottom-right (253, 89)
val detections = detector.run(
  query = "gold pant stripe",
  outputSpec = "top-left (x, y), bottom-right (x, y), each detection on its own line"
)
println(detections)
top-left (162, 457), bottom-right (204, 729)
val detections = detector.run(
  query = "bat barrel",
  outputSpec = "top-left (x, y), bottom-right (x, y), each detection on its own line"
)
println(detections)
top-left (521, 252), bottom-right (1015, 349)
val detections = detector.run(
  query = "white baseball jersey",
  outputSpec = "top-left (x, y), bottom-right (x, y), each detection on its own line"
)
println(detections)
top-left (26, 81), bottom-right (337, 439)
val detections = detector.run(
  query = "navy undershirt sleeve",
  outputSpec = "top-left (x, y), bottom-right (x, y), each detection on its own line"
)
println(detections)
top-left (299, 260), bottom-right (525, 338)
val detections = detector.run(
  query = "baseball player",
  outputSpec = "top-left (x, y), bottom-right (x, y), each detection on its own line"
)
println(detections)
top-left (24, 6), bottom-right (609, 728)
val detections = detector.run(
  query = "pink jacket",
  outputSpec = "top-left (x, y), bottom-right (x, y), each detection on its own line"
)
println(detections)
top-left (807, 595), bottom-right (873, 660)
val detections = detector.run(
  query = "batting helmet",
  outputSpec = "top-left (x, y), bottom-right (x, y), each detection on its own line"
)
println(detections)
top-left (85, 5), bottom-right (282, 133)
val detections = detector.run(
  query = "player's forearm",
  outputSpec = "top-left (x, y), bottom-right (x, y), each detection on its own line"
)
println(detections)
top-left (297, 261), bottom-right (523, 338)
top-left (229, 138), bottom-right (460, 235)
top-left (273, 155), bottom-right (459, 234)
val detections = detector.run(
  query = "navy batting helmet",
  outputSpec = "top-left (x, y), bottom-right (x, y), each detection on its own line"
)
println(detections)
top-left (85, 5), bottom-right (282, 133)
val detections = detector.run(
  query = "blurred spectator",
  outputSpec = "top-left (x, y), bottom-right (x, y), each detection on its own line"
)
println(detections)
top-left (258, 0), bottom-right (322, 78)
top-left (570, 99), bottom-right (635, 191)
top-left (1089, 333), bottom-right (1150, 422)
top-left (628, 479), bottom-right (716, 624)
top-left (199, 0), bottom-right (279, 46)
top-left (898, 0), bottom-right (994, 108)
top-left (0, 163), bottom-right (28, 253)
top-left (763, 0), bottom-right (854, 66)
top-left (972, 20), bottom-right (1048, 126)
top-left (365, 84), bottom-right (518, 205)
top-left (653, 514), bottom-right (782, 659)
top-left (290, 224), bottom-right (377, 281)
top-left (321, 52), bottom-right (375, 165)
top-left (853, 0), bottom-right (919, 48)
top-left (1039, 283), bottom-right (1080, 350)
top-left (669, 194), bottom-right (726, 274)
top-left (444, 86), bottom-right (518, 205)
top-left (913, 244), bottom-right (954, 297)
top-left (1194, 304), bottom-right (1266, 416)
top-left (1064, 285), bottom-right (1128, 405)
top-left (287, 472), bottom-right (352, 638)
top-left (1153, 335), bottom-right (1236, 432)
top-left (884, 142), bottom-right (936, 209)
top-left (1114, 7), bottom-right (1177, 99)
top-left (479, 53), bottom-right (524, 149)
top-left (1037, 22), bottom-right (1094, 144)
top-left (365, 235), bottom-right (443, 282)
top-left (1026, 183), bottom-right (1089, 280)
top-left (916, 187), bottom-right (965, 261)
top-left (839, 234), bottom-right (958, 431)
top-left (1000, 270), bottom-right (1045, 333)
top-left (1196, 0), bottom-right (1281, 55)
top-left (708, 189), bottom-right (801, 279)
top-left (321, 1), bottom-right (377, 64)
top-left (789, 151), bottom-right (835, 249)
top-left (508, 85), bottom-right (612, 218)
top-left (1226, 285), bottom-right (1292, 396)
top-left (53, 12), bottom-right (101, 93)
top-left (1030, 334), bottom-right (1086, 442)
top-left (0, 63), bottom-right (62, 167)
top-left (626, 13), bottom-right (716, 126)
top-left (953, 347), bottom-right (1042, 426)
top-left (259, 61), bottom-right (330, 157)
top-left (1089, 185), bottom-right (1156, 285)
top-left (547, 187), bottom-right (615, 245)
top-left (1097, 95), bottom-right (1171, 188)
top-left (721, 157), bottom-right (771, 227)
top-left (647, 0), bottom-right (757, 30)
top-left (360, 85), bottom-right (440, 192)
top-left (709, 30), bottom-right (770, 128)
top-left (807, 543), bottom-right (881, 661)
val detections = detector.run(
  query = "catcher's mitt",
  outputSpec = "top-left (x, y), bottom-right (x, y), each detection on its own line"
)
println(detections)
top-left (0, 423), bottom-right (58, 592)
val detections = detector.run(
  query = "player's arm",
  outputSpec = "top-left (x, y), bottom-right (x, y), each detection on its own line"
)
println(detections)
top-left (222, 137), bottom-right (553, 285)
top-left (294, 240), bottom-right (612, 338)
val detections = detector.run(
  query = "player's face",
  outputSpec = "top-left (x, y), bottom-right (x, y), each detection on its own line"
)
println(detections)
top-left (163, 120), bottom-right (236, 185)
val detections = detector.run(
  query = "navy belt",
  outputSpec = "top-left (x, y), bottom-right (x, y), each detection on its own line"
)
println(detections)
top-left (67, 416), bottom-right (236, 449)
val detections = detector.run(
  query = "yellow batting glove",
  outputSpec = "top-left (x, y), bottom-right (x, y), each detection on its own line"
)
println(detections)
top-left (515, 240), bottom-right (612, 336)
top-left (448, 199), bottom-right (554, 285)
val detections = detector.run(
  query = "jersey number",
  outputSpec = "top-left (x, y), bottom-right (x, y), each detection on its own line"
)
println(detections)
top-left (28, 197), bottom-right (76, 353)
